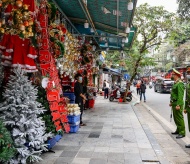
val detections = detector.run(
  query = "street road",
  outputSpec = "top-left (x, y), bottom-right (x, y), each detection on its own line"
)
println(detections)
top-left (131, 85), bottom-right (190, 138)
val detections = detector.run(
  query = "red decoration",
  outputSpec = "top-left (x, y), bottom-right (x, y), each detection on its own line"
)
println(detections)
top-left (47, 89), bottom-right (60, 102)
top-left (64, 123), bottom-right (70, 133)
top-left (51, 112), bottom-right (61, 121)
top-left (49, 101), bottom-right (59, 111)
top-left (39, 50), bottom-right (52, 62)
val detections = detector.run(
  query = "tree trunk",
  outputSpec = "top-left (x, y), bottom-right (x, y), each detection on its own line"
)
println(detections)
top-left (130, 55), bottom-right (142, 84)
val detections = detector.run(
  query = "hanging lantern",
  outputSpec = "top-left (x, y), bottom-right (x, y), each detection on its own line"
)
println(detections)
top-left (125, 26), bottom-right (130, 33)
top-left (128, 0), bottom-right (133, 10)
top-left (92, 45), bottom-right (96, 51)
top-left (84, 20), bottom-right (89, 28)
top-left (90, 28), bottom-right (94, 33)
top-left (105, 42), bottom-right (108, 47)
top-left (125, 37), bottom-right (128, 43)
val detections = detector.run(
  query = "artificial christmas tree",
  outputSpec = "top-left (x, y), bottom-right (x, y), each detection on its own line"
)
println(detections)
top-left (0, 119), bottom-right (16, 163)
top-left (0, 67), bottom-right (52, 164)
top-left (0, 57), bottom-right (4, 103)
top-left (37, 86), bottom-right (57, 134)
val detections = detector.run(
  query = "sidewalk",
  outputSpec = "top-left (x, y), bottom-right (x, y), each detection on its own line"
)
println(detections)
top-left (35, 95), bottom-right (190, 164)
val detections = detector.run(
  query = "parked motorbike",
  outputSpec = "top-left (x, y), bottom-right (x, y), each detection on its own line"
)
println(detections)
top-left (149, 85), bottom-right (152, 89)
top-left (109, 87), bottom-right (132, 102)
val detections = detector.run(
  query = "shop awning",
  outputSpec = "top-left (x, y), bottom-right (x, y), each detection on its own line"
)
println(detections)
top-left (52, 0), bottom-right (137, 50)
top-left (103, 67), bottom-right (122, 76)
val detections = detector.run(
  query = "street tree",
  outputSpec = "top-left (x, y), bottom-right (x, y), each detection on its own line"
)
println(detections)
top-left (177, 0), bottom-right (190, 20)
top-left (124, 45), bottom-right (156, 79)
top-left (127, 3), bottom-right (175, 83)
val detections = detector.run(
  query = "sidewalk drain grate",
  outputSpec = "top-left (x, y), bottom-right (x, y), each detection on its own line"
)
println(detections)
top-left (142, 160), bottom-right (160, 163)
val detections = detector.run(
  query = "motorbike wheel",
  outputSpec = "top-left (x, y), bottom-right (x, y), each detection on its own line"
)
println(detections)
top-left (109, 96), bottom-right (114, 102)
top-left (126, 96), bottom-right (132, 102)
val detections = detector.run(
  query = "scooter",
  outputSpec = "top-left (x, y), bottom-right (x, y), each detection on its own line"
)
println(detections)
top-left (109, 87), bottom-right (132, 102)
top-left (149, 85), bottom-right (152, 89)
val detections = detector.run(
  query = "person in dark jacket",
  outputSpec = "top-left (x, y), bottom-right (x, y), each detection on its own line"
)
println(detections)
top-left (140, 81), bottom-right (146, 102)
top-left (74, 73), bottom-right (87, 126)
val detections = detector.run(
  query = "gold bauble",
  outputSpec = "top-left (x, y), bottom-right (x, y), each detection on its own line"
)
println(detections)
top-left (28, 27), bottom-right (33, 32)
top-left (1, 19), bottom-right (5, 25)
top-left (69, 35), bottom-right (72, 40)
top-left (29, 32), bottom-right (34, 37)
top-left (23, 4), bottom-right (29, 10)
top-left (16, 0), bottom-right (23, 8)
top-left (0, 28), bottom-right (5, 34)
top-left (23, 11), bottom-right (29, 16)
top-left (22, 30), bottom-right (26, 35)
top-left (25, 32), bottom-right (29, 38)
top-left (28, 20), bottom-right (33, 26)
top-left (19, 24), bottom-right (25, 31)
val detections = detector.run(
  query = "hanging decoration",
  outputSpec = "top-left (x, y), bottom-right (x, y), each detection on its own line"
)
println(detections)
top-left (0, 0), bottom-right (38, 72)
top-left (38, 0), bottom-right (70, 133)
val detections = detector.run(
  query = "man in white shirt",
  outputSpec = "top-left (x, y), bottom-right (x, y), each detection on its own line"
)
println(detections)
top-left (104, 81), bottom-right (109, 99)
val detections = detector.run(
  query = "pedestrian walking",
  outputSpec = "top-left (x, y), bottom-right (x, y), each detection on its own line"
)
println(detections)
top-left (170, 68), bottom-right (185, 139)
top-left (74, 73), bottom-right (87, 126)
top-left (104, 80), bottom-right (109, 99)
top-left (184, 66), bottom-right (190, 147)
top-left (140, 81), bottom-right (146, 102)
top-left (136, 81), bottom-right (141, 95)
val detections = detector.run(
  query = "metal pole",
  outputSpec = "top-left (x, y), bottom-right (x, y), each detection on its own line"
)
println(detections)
top-left (77, 0), bottom-right (101, 49)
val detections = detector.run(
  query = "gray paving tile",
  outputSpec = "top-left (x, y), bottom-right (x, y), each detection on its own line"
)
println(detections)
top-left (89, 158), bottom-right (107, 164)
top-left (63, 146), bottom-right (81, 151)
top-left (91, 152), bottom-right (108, 159)
top-left (72, 158), bottom-right (91, 164)
top-left (108, 152), bottom-right (125, 160)
top-left (60, 151), bottom-right (78, 158)
top-left (94, 146), bottom-right (109, 152)
top-left (76, 151), bottom-right (93, 158)
top-left (107, 159), bottom-right (125, 164)
top-left (52, 145), bottom-right (66, 150)
top-left (139, 148), bottom-right (158, 161)
top-left (79, 146), bottom-right (95, 152)
top-left (124, 147), bottom-right (139, 153)
top-left (54, 157), bottom-right (74, 164)
top-left (124, 153), bottom-right (142, 161)
top-left (109, 147), bottom-right (124, 153)
top-left (88, 132), bottom-right (101, 138)
top-left (111, 134), bottom-right (123, 139)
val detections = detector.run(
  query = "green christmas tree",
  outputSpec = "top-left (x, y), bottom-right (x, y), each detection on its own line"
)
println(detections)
top-left (37, 86), bottom-right (57, 134)
top-left (0, 120), bottom-right (16, 163)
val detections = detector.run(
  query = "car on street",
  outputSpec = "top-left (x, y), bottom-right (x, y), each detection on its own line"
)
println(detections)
top-left (154, 78), bottom-right (174, 93)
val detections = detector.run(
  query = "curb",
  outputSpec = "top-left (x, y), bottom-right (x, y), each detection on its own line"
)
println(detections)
top-left (131, 92), bottom-right (190, 145)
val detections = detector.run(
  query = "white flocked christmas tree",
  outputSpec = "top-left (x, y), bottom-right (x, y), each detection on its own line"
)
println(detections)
top-left (0, 67), bottom-right (52, 164)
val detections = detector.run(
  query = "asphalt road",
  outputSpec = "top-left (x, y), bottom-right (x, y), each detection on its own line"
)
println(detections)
top-left (131, 85), bottom-right (190, 138)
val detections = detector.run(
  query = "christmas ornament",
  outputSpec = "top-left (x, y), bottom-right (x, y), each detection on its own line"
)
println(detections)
top-left (41, 77), bottom-right (49, 88)
top-left (15, 0), bottom-right (23, 8)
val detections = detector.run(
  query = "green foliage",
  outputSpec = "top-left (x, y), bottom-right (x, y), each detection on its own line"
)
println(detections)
top-left (37, 87), bottom-right (57, 134)
top-left (0, 120), bottom-right (16, 163)
top-left (177, 0), bottom-right (190, 20)
top-left (167, 20), bottom-right (190, 47)
top-left (128, 3), bottom-right (174, 82)
top-left (134, 3), bottom-right (174, 54)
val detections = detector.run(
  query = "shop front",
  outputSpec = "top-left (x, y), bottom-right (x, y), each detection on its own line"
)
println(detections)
top-left (0, 0), bottom-right (137, 163)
